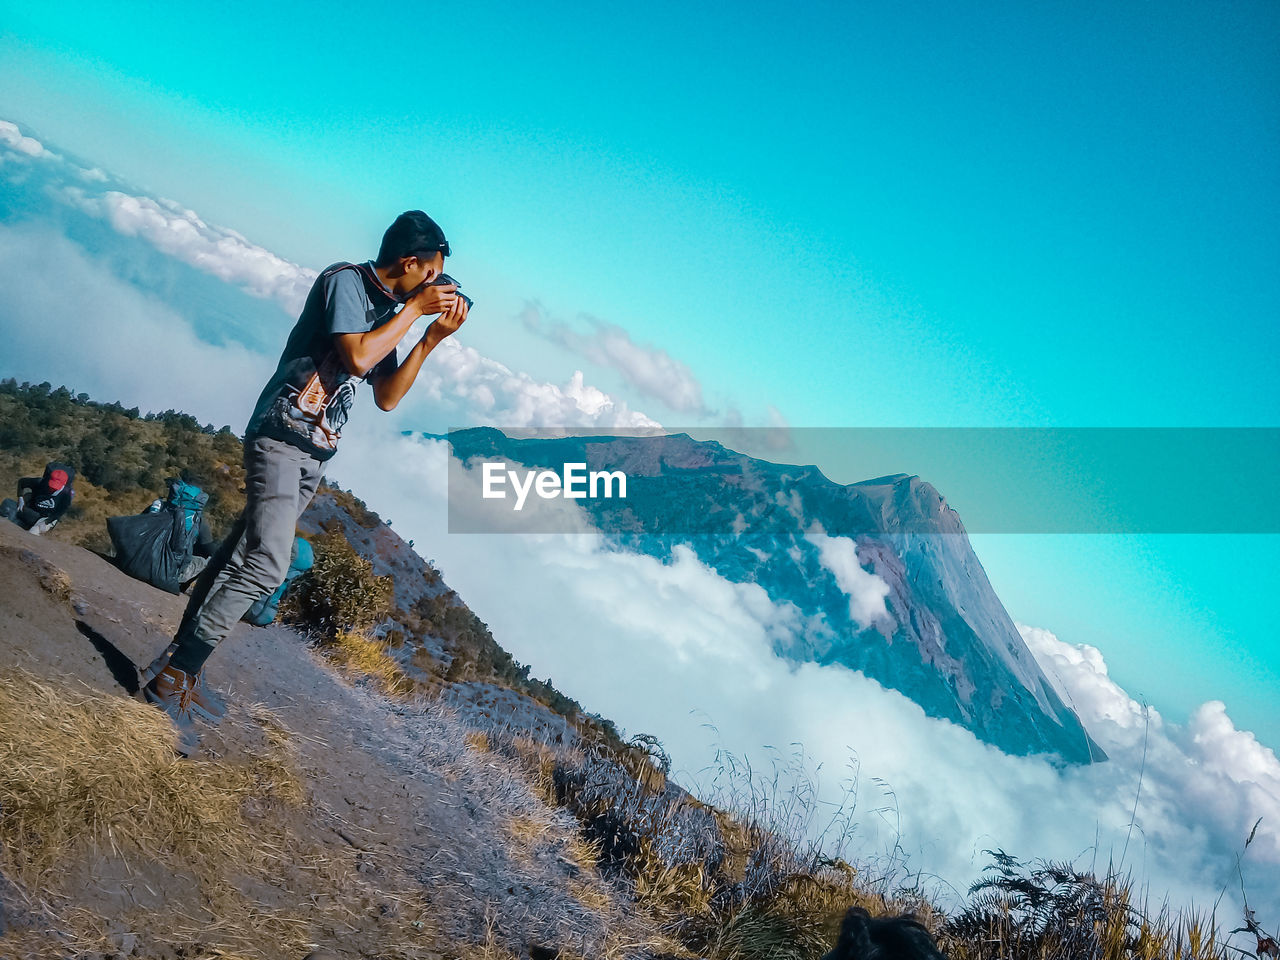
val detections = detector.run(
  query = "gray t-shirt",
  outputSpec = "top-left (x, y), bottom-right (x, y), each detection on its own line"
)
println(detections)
top-left (245, 261), bottom-right (402, 461)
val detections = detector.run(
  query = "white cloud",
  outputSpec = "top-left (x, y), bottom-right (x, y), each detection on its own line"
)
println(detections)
top-left (0, 222), bottom-right (273, 429)
top-left (1185, 703), bottom-right (1280, 861)
top-left (328, 428), bottom-right (1279, 938)
top-left (57, 186), bottom-right (317, 314)
top-left (1020, 624), bottom-right (1151, 731)
top-left (523, 304), bottom-right (710, 416)
top-left (0, 120), bottom-right (53, 159)
top-left (393, 331), bottom-right (664, 429)
top-left (805, 532), bottom-right (893, 630)
top-left (1, 117), bottom-right (313, 315)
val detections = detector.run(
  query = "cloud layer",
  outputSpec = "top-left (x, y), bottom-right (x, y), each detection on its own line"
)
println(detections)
top-left (0, 119), bottom-right (56, 159)
top-left (59, 186), bottom-right (317, 313)
top-left (523, 303), bottom-right (711, 416)
top-left (0, 221), bottom-right (273, 429)
top-left (397, 330), bottom-right (662, 430)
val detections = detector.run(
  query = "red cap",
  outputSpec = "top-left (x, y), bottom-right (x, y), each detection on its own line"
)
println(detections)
top-left (48, 469), bottom-right (68, 491)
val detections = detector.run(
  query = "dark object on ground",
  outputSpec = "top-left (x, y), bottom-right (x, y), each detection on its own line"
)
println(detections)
top-left (822, 907), bottom-right (945, 960)
top-left (243, 536), bottom-right (314, 626)
top-left (108, 478), bottom-right (212, 594)
top-left (2, 462), bottom-right (76, 534)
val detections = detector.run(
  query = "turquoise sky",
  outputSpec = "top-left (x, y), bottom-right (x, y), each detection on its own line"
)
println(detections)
top-left (1, 1), bottom-right (1277, 742)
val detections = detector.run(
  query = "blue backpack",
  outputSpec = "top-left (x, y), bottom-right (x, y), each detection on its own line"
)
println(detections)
top-left (243, 536), bottom-right (315, 626)
top-left (166, 479), bottom-right (208, 538)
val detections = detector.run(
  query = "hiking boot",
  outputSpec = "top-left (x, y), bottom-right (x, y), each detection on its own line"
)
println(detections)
top-left (186, 669), bottom-right (228, 724)
top-left (138, 644), bottom-right (226, 723)
top-left (143, 664), bottom-right (202, 757)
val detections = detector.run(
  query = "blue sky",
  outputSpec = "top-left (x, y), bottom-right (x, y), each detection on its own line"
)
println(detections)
top-left (1, 0), bottom-right (1277, 754)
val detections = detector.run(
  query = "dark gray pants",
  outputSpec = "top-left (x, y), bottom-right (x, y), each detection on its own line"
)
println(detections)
top-left (170, 435), bottom-right (323, 673)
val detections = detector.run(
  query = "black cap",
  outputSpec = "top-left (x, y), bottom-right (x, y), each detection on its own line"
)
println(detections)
top-left (378, 210), bottom-right (450, 266)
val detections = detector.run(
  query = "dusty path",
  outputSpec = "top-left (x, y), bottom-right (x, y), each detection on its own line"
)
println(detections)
top-left (0, 521), bottom-right (670, 960)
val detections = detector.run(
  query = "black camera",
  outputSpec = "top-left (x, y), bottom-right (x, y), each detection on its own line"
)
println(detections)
top-left (432, 273), bottom-right (473, 310)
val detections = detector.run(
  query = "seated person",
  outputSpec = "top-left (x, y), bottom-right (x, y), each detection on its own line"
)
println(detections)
top-left (1, 462), bottom-right (75, 535)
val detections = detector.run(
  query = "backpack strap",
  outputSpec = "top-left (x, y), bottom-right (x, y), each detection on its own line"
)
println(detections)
top-left (321, 261), bottom-right (406, 305)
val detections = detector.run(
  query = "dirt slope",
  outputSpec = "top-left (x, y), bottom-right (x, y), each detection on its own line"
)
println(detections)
top-left (0, 521), bottom-right (673, 960)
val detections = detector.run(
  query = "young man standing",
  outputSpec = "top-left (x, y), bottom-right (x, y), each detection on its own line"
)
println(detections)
top-left (140, 210), bottom-right (468, 752)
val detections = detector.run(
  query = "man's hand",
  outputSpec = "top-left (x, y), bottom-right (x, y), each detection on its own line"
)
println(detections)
top-left (372, 297), bottom-right (469, 411)
top-left (428, 295), bottom-right (469, 340)
top-left (406, 282), bottom-right (457, 319)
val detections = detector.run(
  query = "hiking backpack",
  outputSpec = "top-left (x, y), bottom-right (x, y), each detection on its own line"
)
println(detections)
top-left (106, 478), bottom-right (209, 594)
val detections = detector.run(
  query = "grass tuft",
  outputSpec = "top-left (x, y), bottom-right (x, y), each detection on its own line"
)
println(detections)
top-left (321, 629), bottom-right (418, 696)
top-left (0, 669), bottom-right (301, 887)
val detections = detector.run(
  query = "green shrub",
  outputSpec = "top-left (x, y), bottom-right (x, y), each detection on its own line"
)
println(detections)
top-left (280, 528), bottom-right (392, 638)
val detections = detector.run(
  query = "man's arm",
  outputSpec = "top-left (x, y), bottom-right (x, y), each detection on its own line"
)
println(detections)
top-left (371, 297), bottom-right (469, 411)
top-left (17, 478), bottom-right (38, 499)
top-left (332, 280), bottom-right (458, 377)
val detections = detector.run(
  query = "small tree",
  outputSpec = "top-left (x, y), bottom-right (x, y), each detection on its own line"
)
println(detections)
top-left (281, 528), bottom-right (392, 638)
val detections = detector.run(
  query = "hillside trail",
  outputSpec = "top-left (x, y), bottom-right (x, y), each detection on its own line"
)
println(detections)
top-left (0, 521), bottom-right (668, 960)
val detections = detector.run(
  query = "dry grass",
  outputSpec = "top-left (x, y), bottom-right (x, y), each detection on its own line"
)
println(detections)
top-left (451, 907), bottom-right (522, 960)
top-left (941, 852), bottom-right (1232, 960)
top-left (0, 668), bottom-right (443, 959)
top-left (566, 834), bottom-right (603, 872)
top-left (32, 559), bottom-right (73, 604)
top-left (240, 702), bottom-right (309, 808)
top-left (0, 669), bottom-right (303, 887)
top-left (321, 629), bottom-right (419, 696)
top-left (506, 813), bottom-right (552, 847)
top-left (465, 730), bottom-right (491, 753)
top-left (570, 878), bottom-right (615, 914)
top-left (0, 668), bottom-right (317, 957)
top-left (634, 851), bottom-right (712, 921)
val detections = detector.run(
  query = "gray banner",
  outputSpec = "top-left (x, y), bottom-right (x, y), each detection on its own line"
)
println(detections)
top-left (437, 426), bottom-right (1280, 534)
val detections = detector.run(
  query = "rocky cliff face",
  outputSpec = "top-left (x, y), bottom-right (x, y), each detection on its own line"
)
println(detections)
top-left (435, 428), bottom-right (1105, 764)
